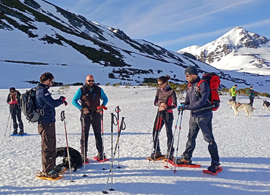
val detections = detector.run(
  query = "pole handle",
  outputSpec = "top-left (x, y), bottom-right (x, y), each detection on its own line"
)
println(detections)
top-left (61, 110), bottom-right (65, 121)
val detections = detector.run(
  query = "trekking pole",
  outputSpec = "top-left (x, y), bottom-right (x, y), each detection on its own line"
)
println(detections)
top-left (150, 111), bottom-right (163, 161)
top-left (81, 111), bottom-right (87, 177)
top-left (102, 117), bottom-right (126, 194)
top-left (109, 113), bottom-right (117, 191)
top-left (164, 109), bottom-right (181, 169)
top-left (9, 113), bottom-right (12, 137)
top-left (60, 111), bottom-right (74, 182)
top-left (173, 110), bottom-right (184, 173)
top-left (115, 106), bottom-right (121, 168)
top-left (97, 105), bottom-right (108, 170)
top-left (4, 112), bottom-right (11, 137)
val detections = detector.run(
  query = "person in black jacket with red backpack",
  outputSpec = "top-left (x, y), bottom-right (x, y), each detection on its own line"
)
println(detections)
top-left (7, 87), bottom-right (24, 135)
top-left (151, 75), bottom-right (177, 160)
top-left (177, 66), bottom-right (220, 173)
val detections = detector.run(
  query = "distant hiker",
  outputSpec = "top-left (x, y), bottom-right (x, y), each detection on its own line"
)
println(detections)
top-left (230, 84), bottom-right (238, 101)
top-left (7, 87), bottom-right (24, 135)
top-left (35, 72), bottom-right (68, 179)
top-left (151, 75), bottom-right (177, 160)
top-left (72, 75), bottom-right (108, 163)
top-left (247, 86), bottom-right (256, 107)
top-left (177, 66), bottom-right (221, 173)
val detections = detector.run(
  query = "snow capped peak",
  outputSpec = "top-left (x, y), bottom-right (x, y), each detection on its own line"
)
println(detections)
top-left (179, 27), bottom-right (270, 75)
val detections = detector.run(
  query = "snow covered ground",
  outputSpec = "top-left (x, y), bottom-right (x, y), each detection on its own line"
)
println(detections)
top-left (0, 86), bottom-right (270, 195)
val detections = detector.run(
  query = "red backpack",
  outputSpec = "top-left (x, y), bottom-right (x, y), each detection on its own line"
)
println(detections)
top-left (188, 73), bottom-right (221, 111)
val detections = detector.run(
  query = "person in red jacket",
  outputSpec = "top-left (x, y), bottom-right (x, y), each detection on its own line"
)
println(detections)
top-left (151, 75), bottom-right (177, 160)
top-left (7, 87), bottom-right (24, 135)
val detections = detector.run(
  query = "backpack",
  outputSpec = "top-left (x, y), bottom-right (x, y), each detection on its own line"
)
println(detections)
top-left (20, 88), bottom-right (46, 122)
top-left (188, 72), bottom-right (221, 111)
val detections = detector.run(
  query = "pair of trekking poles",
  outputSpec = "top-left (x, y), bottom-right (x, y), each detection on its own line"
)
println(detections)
top-left (151, 109), bottom-right (184, 173)
top-left (102, 107), bottom-right (126, 194)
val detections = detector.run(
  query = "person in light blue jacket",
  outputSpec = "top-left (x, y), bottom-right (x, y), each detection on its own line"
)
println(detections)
top-left (72, 75), bottom-right (108, 162)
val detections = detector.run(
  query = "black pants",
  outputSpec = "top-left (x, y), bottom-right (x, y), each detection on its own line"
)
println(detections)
top-left (38, 123), bottom-right (56, 174)
top-left (249, 97), bottom-right (254, 107)
top-left (232, 96), bottom-right (236, 102)
top-left (182, 115), bottom-right (220, 165)
top-left (80, 112), bottom-right (103, 158)
top-left (10, 106), bottom-right (23, 131)
top-left (152, 112), bottom-right (174, 155)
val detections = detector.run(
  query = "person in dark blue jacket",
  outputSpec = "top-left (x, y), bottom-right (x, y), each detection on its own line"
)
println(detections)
top-left (177, 66), bottom-right (220, 173)
top-left (35, 72), bottom-right (67, 179)
top-left (72, 75), bottom-right (108, 162)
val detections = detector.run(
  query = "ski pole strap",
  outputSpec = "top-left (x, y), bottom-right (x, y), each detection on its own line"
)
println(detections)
top-left (111, 113), bottom-right (118, 126)
top-left (115, 106), bottom-right (121, 113)
top-left (60, 110), bottom-right (65, 121)
top-left (119, 117), bottom-right (126, 131)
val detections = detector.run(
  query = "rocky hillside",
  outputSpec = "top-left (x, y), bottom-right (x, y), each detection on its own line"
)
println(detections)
top-left (1, 0), bottom-right (270, 91)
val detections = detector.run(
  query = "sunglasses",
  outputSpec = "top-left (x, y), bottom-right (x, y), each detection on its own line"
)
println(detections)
top-left (87, 80), bottom-right (95, 83)
top-left (158, 83), bottom-right (164, 86)
top-left (50, 80), bottom-right (54, 84)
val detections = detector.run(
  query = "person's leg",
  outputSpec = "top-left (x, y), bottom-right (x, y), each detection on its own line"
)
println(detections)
top-left (164, 113), bottom-right (174, 157)
top-left (80, 114), bottom-right (90, 159)
top-left (38, 123), bottom-right (56, 174)
top-left (197, 116), bottom-right (219, 165)
top-left (91, 113), bottom-right (103, 155)
top-left (16, 109), bottom-right (24, 133)
top-left (182, 116), bottom-right (200, 160)
top-left (11, 108), bottom-right (18, 133)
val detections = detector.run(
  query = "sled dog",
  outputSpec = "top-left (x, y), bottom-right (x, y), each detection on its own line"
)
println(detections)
top-left (227, 99), bottom-right (253, 117)
top-left (263, 100), bottom-right (270, 110)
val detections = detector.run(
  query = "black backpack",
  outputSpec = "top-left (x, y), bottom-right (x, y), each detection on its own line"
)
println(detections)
top-left (20, 88), bottom-right (46, 122)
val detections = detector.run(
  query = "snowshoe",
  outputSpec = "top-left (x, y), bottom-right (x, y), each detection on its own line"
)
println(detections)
top-left (203, 165), bottom-right (223, 175)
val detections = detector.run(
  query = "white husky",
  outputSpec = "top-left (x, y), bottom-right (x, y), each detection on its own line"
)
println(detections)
top-left (227, 99), bottom-right (253, 117)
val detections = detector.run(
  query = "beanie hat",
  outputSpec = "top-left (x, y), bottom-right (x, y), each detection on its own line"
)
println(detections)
top-left (185, 66), bottom-right (198, 75)
top-left (9, 87), bottom-right (15, 92)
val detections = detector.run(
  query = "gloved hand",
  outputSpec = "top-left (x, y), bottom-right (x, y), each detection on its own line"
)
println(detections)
top-left (9, 101), bottom-right (18, 105)
top-left (60, 96), bottom-right (68, 106)
top-left (177, 104), bottom-right (186, 111)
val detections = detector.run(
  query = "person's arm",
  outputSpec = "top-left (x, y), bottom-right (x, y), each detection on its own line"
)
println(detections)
top-left (6, 93), bottom-right (10, 104)
top-left (41, 89), bottom-right (63, 108)
top-left (72, 88), bottom-right (82, 110)
top-left (154, 89), bottom-right (161, 106)
top-left (186, 82), bottom-right (210, 110)
top-left (100, 88), bottom-right (108, 106)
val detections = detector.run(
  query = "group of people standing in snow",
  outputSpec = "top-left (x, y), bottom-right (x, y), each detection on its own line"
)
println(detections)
top-left (229, 84), bottom-right (257, 107)
top-left (8, 65), bottom-right (225, 179)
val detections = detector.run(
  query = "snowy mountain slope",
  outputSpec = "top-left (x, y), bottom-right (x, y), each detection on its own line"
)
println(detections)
top-left (179, 27), bottom-right (270, 75)
top-left (1, 86), bottom-right (270, 195)
top-left (1, 1), bottom-right (270, 93)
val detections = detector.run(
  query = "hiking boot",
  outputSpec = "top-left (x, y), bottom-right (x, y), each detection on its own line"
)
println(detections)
top-left (12, 130), bottom-right (18, 135)
top-left (166, 154), bottom-right (175, 161)
top-left (176, 157), bottom-right (192, 165)
top-left (47, 170), bottom-right (59, 179)
top-left (151, 151), bottom-right (162, 159)
top-left (97, 153), bottom-right (106, 160)
top-left (19, 130), bottom-right (24, 135)
top-left (207, 164), bottom-right (219, 173)
top-left (53, 165), bottom-right (66, 173)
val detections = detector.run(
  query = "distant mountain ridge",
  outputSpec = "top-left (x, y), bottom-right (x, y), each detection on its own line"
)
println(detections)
top-left (179, 27), bottom-right (270, 75)
top-left (1, 0), bottom-right (270, 92)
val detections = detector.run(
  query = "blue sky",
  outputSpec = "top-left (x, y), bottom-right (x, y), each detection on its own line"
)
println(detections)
top-left (47, 0), bottom-right (270, 51)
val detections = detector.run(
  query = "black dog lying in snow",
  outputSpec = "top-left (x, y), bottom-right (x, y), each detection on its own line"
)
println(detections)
top-left (263, 100), bottom-right (270, 110)
top-left (56, 147), bottom-right (82, 172)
